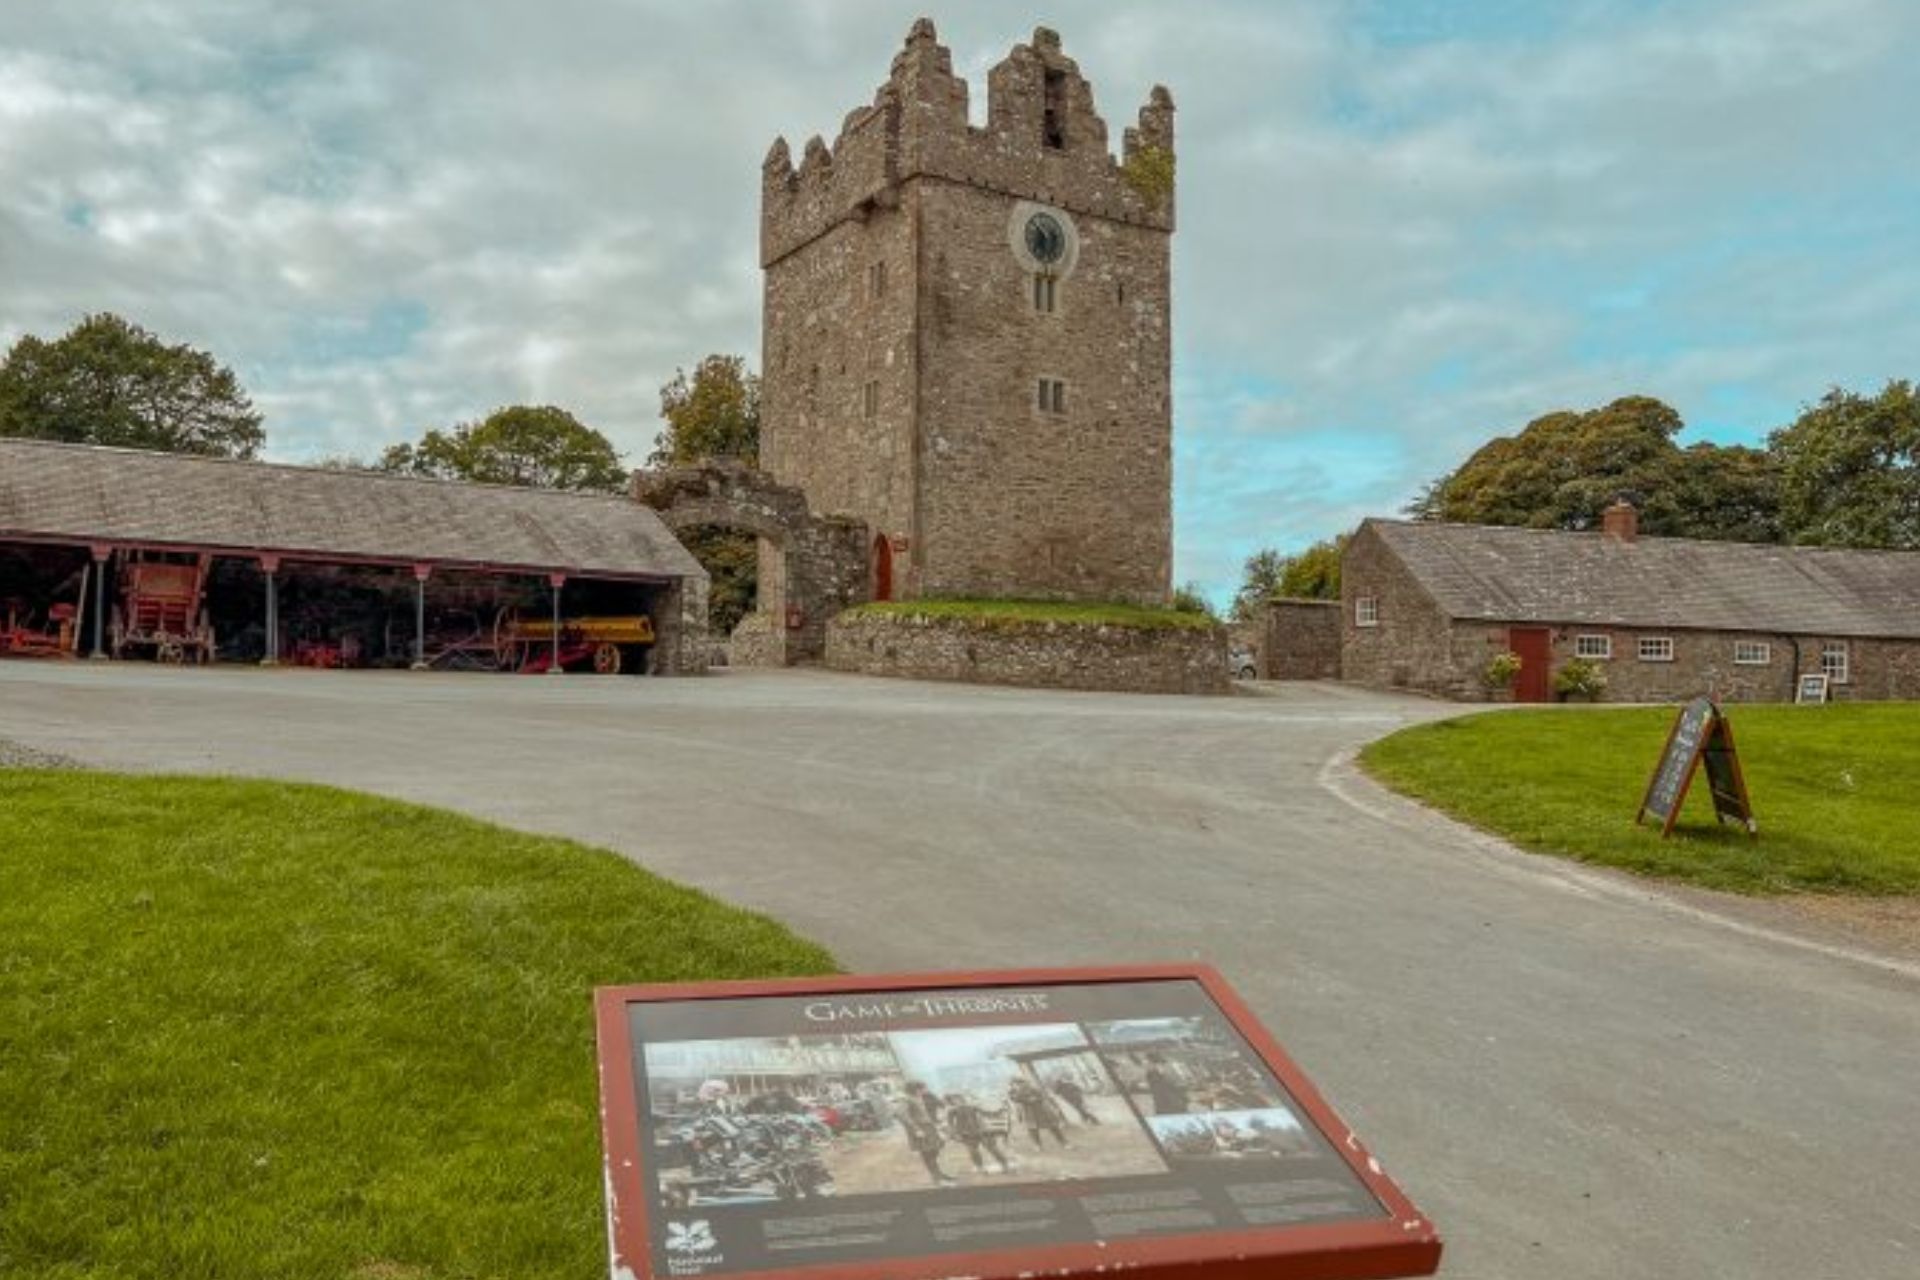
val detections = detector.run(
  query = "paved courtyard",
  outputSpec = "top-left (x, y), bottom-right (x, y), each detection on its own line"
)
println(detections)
top-left (1, 662), bottom-right (1915, 1279)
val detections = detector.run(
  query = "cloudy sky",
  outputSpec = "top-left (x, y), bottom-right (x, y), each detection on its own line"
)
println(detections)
top-left (2, 0), bottom-right (1914, 601)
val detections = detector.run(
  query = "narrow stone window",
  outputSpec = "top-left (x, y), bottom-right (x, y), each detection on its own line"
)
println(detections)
top-left (1037, 377), bottom-right (1066, 414)
top-left (1042, 68), bottom-right (1067, 149)
top-left (1032, 273), bottom-right (1057, 313)
top-left (862, 380), bottom-right (879, 419)
top-left (1355, 597), bottom-right (1379, 628)
top-left (868, 260), bottom-right (887, 300)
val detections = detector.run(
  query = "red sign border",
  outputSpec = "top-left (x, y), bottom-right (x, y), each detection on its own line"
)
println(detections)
top-left (595, 964), bottom-right (1442, 1280)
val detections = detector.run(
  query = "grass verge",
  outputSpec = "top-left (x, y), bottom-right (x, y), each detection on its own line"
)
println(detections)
top-left (842, 597), bottom-right (1218, 630)
top-left (1359, 703), bottom-right (1920, 895)
top-left (0, 771), bottom-right (834, 1279)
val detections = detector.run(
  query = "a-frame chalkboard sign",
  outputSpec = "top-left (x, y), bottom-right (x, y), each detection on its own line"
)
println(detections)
top-left (1637, 696), bottom-right (1757, 837)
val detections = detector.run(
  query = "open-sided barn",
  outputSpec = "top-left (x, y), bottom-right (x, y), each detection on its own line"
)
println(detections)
top-left (0, 439), bottom-right (709, 674)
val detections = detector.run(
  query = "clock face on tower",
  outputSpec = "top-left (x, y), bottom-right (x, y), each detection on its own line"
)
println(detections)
top-left (1024, 212), bottom-right (1067, 265)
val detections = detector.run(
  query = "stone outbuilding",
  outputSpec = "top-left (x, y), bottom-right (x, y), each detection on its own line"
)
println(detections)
top-left (1341, 503), bottom-right (1920, 702)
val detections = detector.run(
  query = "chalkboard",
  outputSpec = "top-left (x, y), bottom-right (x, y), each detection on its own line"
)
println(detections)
top-left (1637, 697), bottom-right (1756, 837)
top-left (1797, 673), bottom-right (1829, 704)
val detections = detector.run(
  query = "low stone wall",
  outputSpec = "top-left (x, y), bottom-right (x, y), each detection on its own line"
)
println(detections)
top-left (725, 610), bottom-right (786, 668)
top-left (826, 610), bottom-right (1229, 695)
top-left (1265, 598), bottom-right (1341, 680)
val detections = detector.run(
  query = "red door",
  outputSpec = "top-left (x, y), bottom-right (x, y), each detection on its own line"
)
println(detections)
top-left (872, 534), bottom-right (893, 602)
top-left (1509, 627), bottom-right (1552, 703)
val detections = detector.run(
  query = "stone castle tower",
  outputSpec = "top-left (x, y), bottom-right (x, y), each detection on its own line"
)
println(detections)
top-left (759, 19), bottom-right (1175, 605)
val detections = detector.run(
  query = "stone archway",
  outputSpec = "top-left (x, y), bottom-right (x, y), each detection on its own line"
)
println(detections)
top-left (633, 460), bottom-right (871, 666)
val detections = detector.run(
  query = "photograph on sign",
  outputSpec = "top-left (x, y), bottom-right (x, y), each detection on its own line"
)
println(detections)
top-left (1797, 673), bottom-right (1830, 704)
top-left (600, 970), bottom-right (1437, 1280)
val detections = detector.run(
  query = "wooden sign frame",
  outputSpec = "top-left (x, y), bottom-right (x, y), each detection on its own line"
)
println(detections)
top-left (595, 965), bottom-right (1441, 1280)
top-left (1636, 697), bottom-right (1757, 837)
top-left (1796, 672), bottom-right (1830, 705)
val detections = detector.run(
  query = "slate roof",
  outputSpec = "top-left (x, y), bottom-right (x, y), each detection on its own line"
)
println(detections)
top-left (0, 439), bottom-right (704, 582)
top-left (1366, 518), bottom-right (1920, 640)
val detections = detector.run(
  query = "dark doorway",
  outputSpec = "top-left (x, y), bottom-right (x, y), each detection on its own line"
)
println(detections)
top-left (872, 534), bottom-right (894, 602)
top-left (1509, 627), bottom-right (1552, 703)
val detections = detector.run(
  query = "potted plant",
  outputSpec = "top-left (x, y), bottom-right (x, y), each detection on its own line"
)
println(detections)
top-left (1553, 657), bottom-right (1608, 703)
top-left (1481, 651), bottom-right (1522, 699)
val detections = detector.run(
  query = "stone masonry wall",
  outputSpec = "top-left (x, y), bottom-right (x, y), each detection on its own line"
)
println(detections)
top-left (634, 462), bottom-right (870, 666)
top-left (826, 610), bottom-right (1227, 695)
top-left (1264, 599), bottom-right (1341, 680)
top-left (1341, 523), bottom-right (1920, 702)
top-left (761, 20), bottom-right (1174, 606)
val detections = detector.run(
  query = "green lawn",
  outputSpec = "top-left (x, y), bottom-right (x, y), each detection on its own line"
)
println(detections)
top-left (0, 772), bottom-right (834, 1279)
top-left (843, 597), bottom-right (1218, 629)
top-left (1360, 703), bottom-right (1920, 895)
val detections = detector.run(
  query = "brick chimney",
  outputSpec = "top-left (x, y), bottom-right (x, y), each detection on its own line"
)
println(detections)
top-left (1601, 499), bottom-right (1639, 544)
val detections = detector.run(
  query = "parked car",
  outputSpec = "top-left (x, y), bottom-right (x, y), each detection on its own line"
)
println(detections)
top-left (1229, 646), bottom-right (1258, 680)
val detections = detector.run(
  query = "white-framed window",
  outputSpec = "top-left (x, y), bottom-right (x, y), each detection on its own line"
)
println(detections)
top-left (861, 380), bottom-right (879, 419)
top-left (1638, 636), bottom-right (1675, 663)
top-left (868, 260), bottom-right (887, 300)
top-left (1733, 640), bottom-right (1772, 666)
top-left (1355, 596), bottom-right (1379, 628)
top-left (1574, 634), bottom-right (1612, 660)
top-left (1032, 273), bottom-right (1057, 314)
top-left (1037, 377), bottom-right (1067, 414)
top-left (1821, 642), bottom-right (1850, 684)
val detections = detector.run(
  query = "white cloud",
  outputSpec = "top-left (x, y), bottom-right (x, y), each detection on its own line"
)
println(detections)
top-left (1, 0), bottom-right (1914, 600)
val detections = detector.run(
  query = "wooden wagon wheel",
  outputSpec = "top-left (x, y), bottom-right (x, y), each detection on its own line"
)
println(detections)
top-left (591, 642), bottom-right (622, 675)
top-left (108, 606), bottom-right (126, 659)
top-left (156, 637), bottom-right (186, 665)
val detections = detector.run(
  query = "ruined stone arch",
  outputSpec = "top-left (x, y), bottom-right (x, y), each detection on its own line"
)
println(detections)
top-left (632, 461), bottom-right (871, 666)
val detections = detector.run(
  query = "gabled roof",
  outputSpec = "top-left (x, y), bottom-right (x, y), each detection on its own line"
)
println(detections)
top-left (1364, 518), bottom-right (1920, 640)
top-left (0, 439), bottom-right (704, 582)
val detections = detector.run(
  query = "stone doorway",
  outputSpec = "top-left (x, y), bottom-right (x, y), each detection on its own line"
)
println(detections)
top-left (633, 461), bottom-right (871, 666)
top-left (872, 534), bottom-right (894, 602)
top-left (1509, 626), bottom-right (1552, 703)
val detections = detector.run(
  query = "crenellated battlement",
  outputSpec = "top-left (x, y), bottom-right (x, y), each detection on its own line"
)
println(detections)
top-left (762, 18), bottom-right (1175, 267)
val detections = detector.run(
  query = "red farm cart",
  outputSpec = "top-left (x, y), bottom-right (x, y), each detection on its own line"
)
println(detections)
top-left (110, 552), bottom-right (217, 664)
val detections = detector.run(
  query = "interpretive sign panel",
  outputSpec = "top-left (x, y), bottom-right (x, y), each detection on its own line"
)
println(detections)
top-left (596, 966), bottom-right (1441, 1280)
top-left (1637, 696), bottom-right (1756, 836)
top-left (1797, 673), bottom-right (1830, 705)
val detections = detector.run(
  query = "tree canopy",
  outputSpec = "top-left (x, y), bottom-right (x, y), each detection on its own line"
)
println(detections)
top-left (1230, 536), bottom-right (1345, 620)
top-left (648, 355), bottom-right (765, 638)
top-left (1413, 384), bottom-right (1916, 550)
top-left (651, 355), bottom-right (760, 467)
top-left (378, 405), bottom-right (627, 493)
top-left (0, 312), bottom-right (264, 458)
top-left (1770, 380), bottom-right (1919, 549)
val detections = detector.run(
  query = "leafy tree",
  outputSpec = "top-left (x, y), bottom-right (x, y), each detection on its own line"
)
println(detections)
top-left (379, 405), bottom-right (626, 493)
top-left (1229, 537), bottom-right (1346, 620)
top-left (651, 355), bottom-right (760, 466)
top-left (647, 356), bottom-right (764, 637)
top-left (1411, 395), bottom-right (1785, 542)
top-left (1277, 535), bottom-right (1346, 600)
top-left (1770, 380), bottom-right (1920, 549)
top-left (1172, 581), bottom-right (1217, 618)
top-left (1230, 549), bottom-right (1287, 621)
top-left (0, 312), bottom-right (264, 457)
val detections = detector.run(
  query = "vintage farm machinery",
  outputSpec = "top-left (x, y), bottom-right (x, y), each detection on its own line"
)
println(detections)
top-left (110, 552), bottom-right (216, 664)
top-left (398, 604), bottom-right (655, 674)
top-left (0, 601), bottom-right (81, 659)
top-left (495, 608), bottom-right (656, 674)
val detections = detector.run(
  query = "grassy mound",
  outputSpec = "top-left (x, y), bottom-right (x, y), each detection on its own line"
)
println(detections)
top-left (842, 598), bottom-right (1217, 630)
top-left (0, 772), bottom-right (834, 1279)
top-left (1360, 704), bottom-right (1920, 895)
